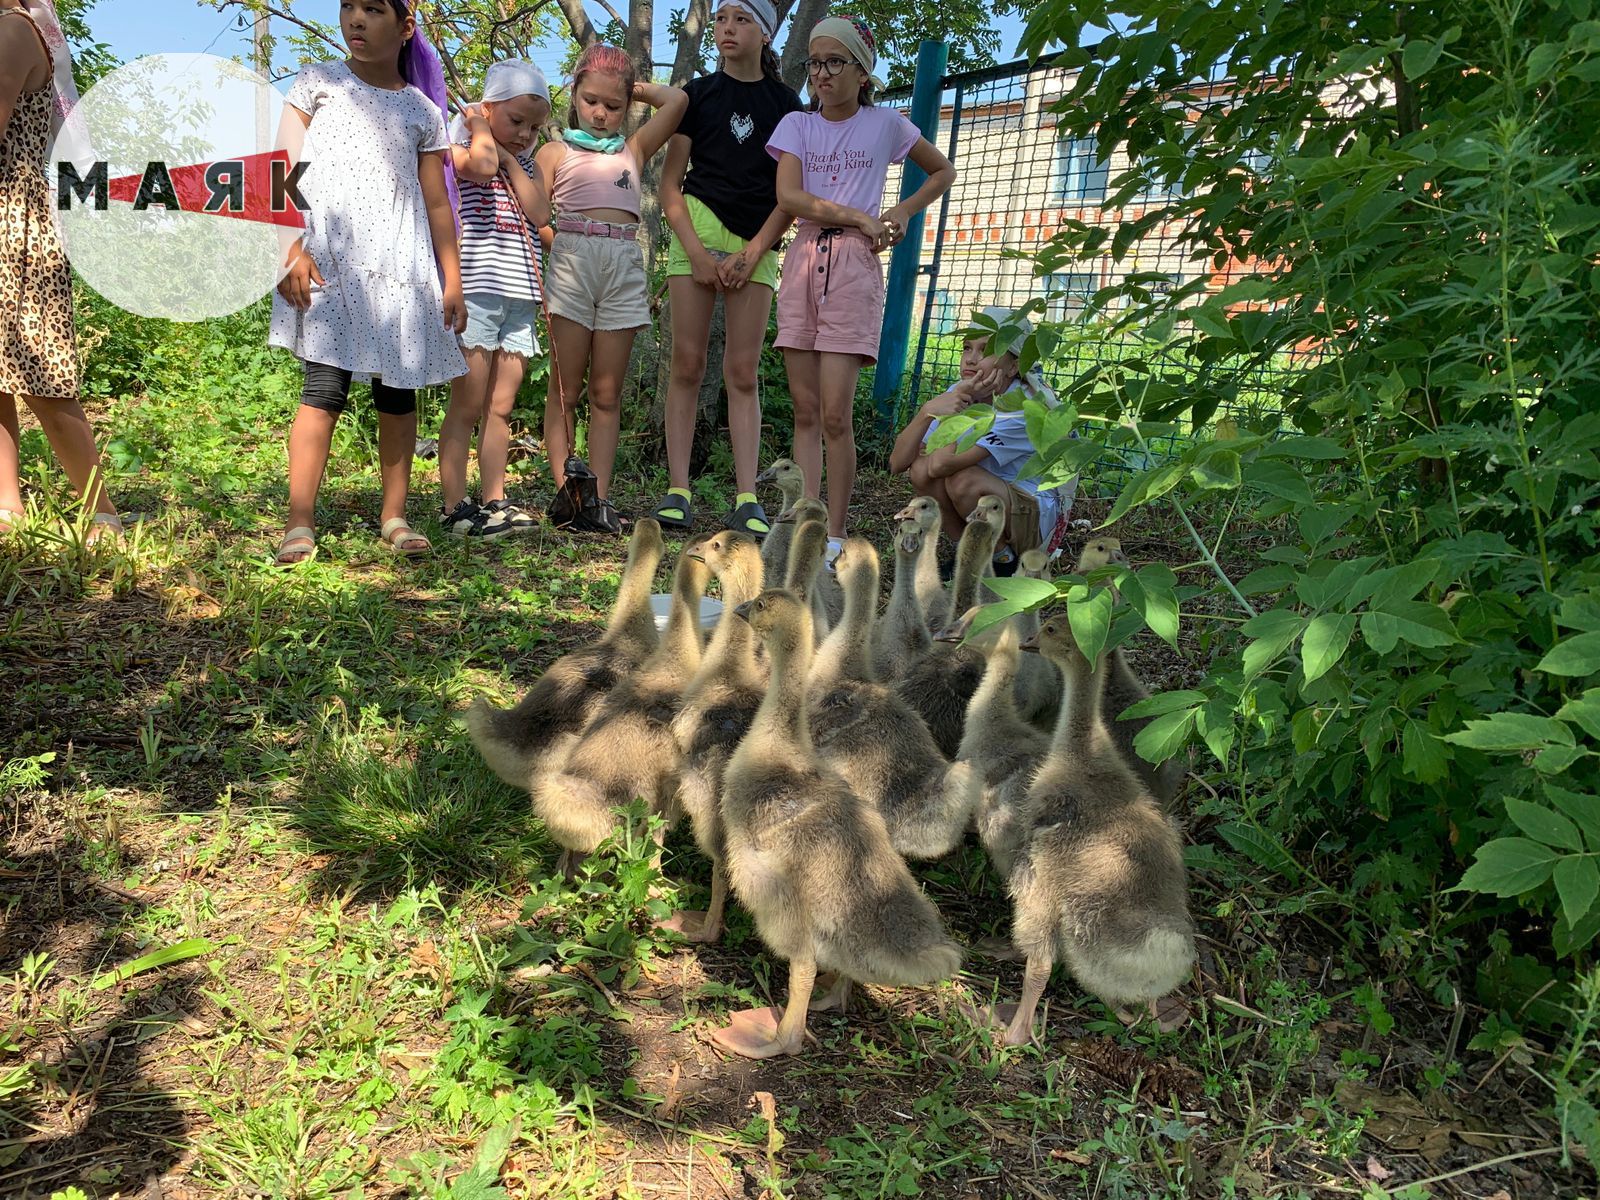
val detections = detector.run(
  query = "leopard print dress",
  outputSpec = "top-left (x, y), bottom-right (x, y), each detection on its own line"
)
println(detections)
top-left (0, 9), bottom-right (77, 400)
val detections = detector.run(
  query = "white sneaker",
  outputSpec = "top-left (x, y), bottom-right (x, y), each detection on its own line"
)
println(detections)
top-left (824, 535), bottom-right (844, 573)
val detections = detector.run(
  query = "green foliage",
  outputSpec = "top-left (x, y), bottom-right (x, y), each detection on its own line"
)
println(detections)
top-left (1002, 0), bottom-right (1600, 972)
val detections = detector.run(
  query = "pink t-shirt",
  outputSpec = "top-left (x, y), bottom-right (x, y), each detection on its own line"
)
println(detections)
top-left (766, 107), bottom-right (920, 224)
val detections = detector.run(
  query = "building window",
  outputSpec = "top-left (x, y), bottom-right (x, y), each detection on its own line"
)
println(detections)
top-left (1046, 270), bottom-right (1099, 321)
top-left (929, 288), bottom-right (957, 335)
top-left (1054, 135), bottom-right (1109, 204)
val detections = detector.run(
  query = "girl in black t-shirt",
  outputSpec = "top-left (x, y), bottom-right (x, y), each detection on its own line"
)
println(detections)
top-left (655, 0), bottom-right (802, 537)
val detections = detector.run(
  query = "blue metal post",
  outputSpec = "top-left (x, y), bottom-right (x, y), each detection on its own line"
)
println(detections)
top-left (873, 39), bottom-right (949, 431)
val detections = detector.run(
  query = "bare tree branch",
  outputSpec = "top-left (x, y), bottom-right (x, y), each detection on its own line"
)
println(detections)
top-left (485, 0), bottom-right (555, 56)
top-left (591, 0), bottom-right (626, 28)
top-left (211, 0), bottom-right (344, 57)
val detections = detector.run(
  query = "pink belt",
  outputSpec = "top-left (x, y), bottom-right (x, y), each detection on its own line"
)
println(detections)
top-left (555, 216), bottom-right (638, 241)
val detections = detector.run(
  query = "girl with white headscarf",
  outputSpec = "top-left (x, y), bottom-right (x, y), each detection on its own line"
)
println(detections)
top-left (436, 59), bottom-right (554, 537)
top-left (652, 0), bottom-right (803, 538)
top-left (0, 0), bottom-right (123, 539)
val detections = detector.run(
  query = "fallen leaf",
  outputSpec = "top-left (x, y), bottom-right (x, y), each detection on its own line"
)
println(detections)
top-left (1366, 1156), bottom-right (1391, 1181)
top-left (1049, 1149), bottom-right (1093, 1165)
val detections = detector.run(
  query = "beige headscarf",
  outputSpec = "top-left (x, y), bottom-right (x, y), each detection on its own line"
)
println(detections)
top-left (809, 15), bottom-right (885, 96)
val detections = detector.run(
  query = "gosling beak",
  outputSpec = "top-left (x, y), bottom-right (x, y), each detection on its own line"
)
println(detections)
top-left (933, 623), bottom-right (964, 644)
top-left (774, 506), bottom-right (797, 524)
top-left (893, 503), bottom-right (918, 521)
top-left (687, 549), bottom-right (706, 563)
top-left (898, 532), bottom-right (920, 555)
top-left (1019, 634), bottom-right (1041, 654)
top-left (965, 506), bottom-right (986, 525)
top-left (755, 466), bottom-right (777, 485)
top-left (733, 599), bottom-right (757, 622)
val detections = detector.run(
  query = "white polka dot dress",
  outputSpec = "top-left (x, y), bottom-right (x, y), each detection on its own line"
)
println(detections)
top-left (268, 61), bottom-right (466, 389)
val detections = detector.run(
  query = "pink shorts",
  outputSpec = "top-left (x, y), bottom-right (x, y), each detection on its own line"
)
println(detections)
top-left (774, 225), bottom-right (885, 362)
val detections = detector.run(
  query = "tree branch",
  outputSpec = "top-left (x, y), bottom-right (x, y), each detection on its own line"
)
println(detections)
top-left (553, 0), bottom-right (597, 48)
top-left (210, 0), bottom-right (343, 57)
top-left (669, 0), bottom-right (710, 86)
top-left (778, 0), bottom-right (829, 92)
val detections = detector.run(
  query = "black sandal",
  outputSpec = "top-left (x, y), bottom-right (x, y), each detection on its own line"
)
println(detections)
top-left (577, 495), bottom-right (625, 535)
top-left (723, 499), bottom-right (771, 540)
top-left (651, 491), bottom-right (694, 531)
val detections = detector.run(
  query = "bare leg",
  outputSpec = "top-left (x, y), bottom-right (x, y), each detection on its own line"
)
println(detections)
top-left (586, 327), bottom-right (638, 498)
top-left (785, 348), bottom-right (822, 500)
top-left (945, 465), bottom-right (1012, 554)
top-left (909, 456), bottom-right (963, 542)
top-left (478, 351), bottom-right (525, 504)
top-left (665, 275), bottom-right (716, 492)
top-left (10, 394), bottom-right (119, 520)
top-left (817, 352), bottom-right (864, 538)
top-left (285, 403), bottom-right (339, 537)
top-left (712, 956), bottom-right (816, 1059)
top-left (1002, 954), bottom-right (1053, 1047)
top-left (439, 346), bottom-right (493, 511)
top-left (0, 392), bottom-right (23, 518)
top-left (376, 409), bottom-right (422, 546)
top-left (544, 315), bottom-right (593, 491)
top-left (723, 283), bottom-right (775, 497)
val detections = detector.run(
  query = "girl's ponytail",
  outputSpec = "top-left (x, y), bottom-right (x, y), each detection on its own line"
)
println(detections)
top-left (760, 44), bottom-right (781, 83)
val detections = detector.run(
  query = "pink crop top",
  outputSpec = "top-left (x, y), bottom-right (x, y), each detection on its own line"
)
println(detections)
top-left (553, 143), bottom-right (643, 219)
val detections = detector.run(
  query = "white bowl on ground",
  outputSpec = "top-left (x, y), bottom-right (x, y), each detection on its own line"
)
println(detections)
top-left (649, 593), bottom-right (724, 631)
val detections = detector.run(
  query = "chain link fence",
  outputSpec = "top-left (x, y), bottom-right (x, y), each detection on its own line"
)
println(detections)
top-left (880, 58), bottom-right (1300, 490)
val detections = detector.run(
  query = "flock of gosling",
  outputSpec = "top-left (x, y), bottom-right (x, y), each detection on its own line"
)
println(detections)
top-left (466, 460), bottom-right (1194, 1059)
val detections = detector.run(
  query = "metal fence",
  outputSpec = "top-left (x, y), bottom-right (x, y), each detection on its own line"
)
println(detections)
top-left (878, 57), bottom-right (1296, 486)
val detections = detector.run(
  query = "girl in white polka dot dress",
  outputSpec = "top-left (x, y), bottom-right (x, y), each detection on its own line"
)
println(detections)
top-left (269, 0), bottom-right (467, 565)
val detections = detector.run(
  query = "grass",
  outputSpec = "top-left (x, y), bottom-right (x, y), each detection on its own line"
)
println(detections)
top-left (0, 300), bottom-right (1588, 1199)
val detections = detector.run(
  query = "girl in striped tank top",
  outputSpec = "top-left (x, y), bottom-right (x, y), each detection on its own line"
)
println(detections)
top-left (437, 61), bottom-right (552, 537)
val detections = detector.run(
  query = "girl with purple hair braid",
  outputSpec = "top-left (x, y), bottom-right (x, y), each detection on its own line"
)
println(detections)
top-left (268, 0), bottom-right (466, 565)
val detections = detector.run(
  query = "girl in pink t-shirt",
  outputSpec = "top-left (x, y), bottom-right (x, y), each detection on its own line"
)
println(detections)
top-left (766, 15), bottom-right (954, 557)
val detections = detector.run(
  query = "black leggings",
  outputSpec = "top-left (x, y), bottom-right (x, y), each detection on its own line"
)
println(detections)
top-left (299, 361), bottom-right (416, 416)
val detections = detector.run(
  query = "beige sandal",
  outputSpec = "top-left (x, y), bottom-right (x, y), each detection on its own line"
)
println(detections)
top-left (0, 509), bottom-right (19, 534)
top-left (380, 516), bottom-right (430, 557)
top-left (275, 525), bottom-right (317, 567)
top-left (85, 512), bottom-right (125, 546)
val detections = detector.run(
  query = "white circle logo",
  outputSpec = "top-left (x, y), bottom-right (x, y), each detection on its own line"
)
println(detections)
top-left (49, 53), bottom-right (305, 322)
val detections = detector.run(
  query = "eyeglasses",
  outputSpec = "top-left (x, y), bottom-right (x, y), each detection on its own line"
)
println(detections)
top-left (804, 56), bottom-right (858, 77)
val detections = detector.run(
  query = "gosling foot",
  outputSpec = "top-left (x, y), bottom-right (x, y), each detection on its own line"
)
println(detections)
top-left (1116, 995), bottom-right (1190, 1032)
top-left (656, 909), bottom-right (722, 944)
top-left (809, 973), bottom-right (852, 1013)
top-left (709, 1007), bottom-right (803, 1059)
top-left (957, 997), bottom-right (1038, 1046)
top-left (554, 849), bottom-right (587, 882)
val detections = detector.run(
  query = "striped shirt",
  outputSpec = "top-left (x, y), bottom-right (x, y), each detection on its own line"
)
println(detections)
top-left (456, 145), bottom-right (542, 301)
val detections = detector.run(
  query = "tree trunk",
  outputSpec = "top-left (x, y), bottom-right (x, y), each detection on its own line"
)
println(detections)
top-left (670, 0), bottom-right (711, 86)
top-left (779, 0), bottom-right (831, 93)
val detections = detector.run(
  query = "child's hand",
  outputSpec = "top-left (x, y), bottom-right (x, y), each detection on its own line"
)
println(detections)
top-left (922, 387), bottom-right (971, 418)
top-left (718, 250), bottom-right (757, 290)
top-left (880, 204), bottom-right (910, 247)
top-left (278, 244), bottom-right (324, 310)
top-left (690, 248), bottom-right (723, 291)
top-left (856, 212), bottom-right (893, 253)
top-left (442, 285), bottom-right (466, 333)
top-left (967, 353), bottom-right (1011, 399)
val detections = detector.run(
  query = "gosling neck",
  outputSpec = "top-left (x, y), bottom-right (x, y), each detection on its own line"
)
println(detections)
top-left (952, 522), bottom-right (999, 614)
top-left (754, 622), bottom-right (814, 747)
top-left (696, 553), bottom-right (764, 681)
top-left (1050, 649), bottom-right (1109, 760)
top-left (658, 560), bottom-right (710, 674)
top-left (813, 560), bottom-right (878, 686)
top-left (608, 538), bottom-right (665, 644)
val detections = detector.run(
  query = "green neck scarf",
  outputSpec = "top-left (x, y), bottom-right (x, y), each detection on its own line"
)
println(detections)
top-left (563, 128), bottom-right (625, 154)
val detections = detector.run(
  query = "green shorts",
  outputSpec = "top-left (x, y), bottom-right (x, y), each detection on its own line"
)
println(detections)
top-left (666, 195), bottom-right (780, 291)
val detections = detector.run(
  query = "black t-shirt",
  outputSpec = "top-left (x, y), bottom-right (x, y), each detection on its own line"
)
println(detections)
top-left (679, 71), bottom-right (803, 241)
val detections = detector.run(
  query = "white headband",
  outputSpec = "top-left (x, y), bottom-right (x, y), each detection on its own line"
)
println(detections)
top-left (450, 61), bottom-right (551, 145)
top-left (717, 0), bottom-right (778, 41)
